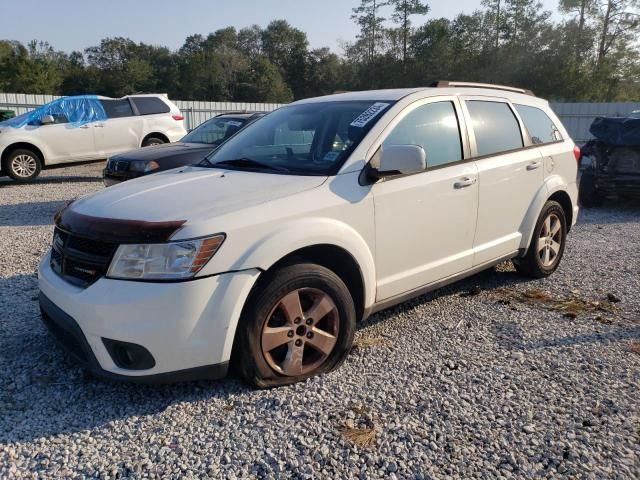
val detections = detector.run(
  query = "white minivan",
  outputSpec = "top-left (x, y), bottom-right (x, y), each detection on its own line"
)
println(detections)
top-left (38, 82), bottom-right (580, 388)
top-left (0, 94), bottom-right (186, 182)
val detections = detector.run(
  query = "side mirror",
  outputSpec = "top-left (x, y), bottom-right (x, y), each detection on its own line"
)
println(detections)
top-left (40, 114), bottom-right (55, 125)
top-left (370, 144), bottom-right (427, 179)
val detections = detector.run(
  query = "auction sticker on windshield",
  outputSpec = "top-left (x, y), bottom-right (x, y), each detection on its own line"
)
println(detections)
top-left (350, 102), bottom-right (390, 128)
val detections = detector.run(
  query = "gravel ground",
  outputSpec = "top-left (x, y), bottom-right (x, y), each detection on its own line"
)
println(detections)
top-left (0, 163), bottom-right (639, 479)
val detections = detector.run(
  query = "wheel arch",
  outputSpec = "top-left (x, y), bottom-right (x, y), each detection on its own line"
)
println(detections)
top-left (519, 176), bottom-right (575, 255)
top-left (141, 132), bottom-right (169, 146)
top-left (1, 142), bottom-right (46, 166)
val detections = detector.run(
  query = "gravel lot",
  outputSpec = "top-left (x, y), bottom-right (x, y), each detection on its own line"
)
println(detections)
top-left (0, 163), bottom-right (639, 479)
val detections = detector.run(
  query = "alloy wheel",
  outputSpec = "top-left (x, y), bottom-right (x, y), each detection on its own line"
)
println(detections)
top-left (11, 154), bottom-right (37, 178)
top-left (261, 288), bottom-right (340, 376)
top-left (537, 213), bottom-right (562, 267)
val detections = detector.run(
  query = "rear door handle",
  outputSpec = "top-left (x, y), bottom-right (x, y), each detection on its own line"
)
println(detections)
top-left (94, 123), bottom-right (104, 128)
top-left (79, 125), bottom-right (90, 129)
top-left (454, 177), bottom-right (477, 189)
top-left (527, 161), bottom-right (542, 171)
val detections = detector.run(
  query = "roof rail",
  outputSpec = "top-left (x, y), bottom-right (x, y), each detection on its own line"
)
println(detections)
top-left (214, 111), bottom-right (251, 116)
top-left (431, 81), bottom-right (535, 97)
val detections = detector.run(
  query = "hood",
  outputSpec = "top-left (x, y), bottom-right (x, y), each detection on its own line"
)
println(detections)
top-left (69, 166), bottom-right (327, 223)
top-left (110, 142), bottom-right (216, 162)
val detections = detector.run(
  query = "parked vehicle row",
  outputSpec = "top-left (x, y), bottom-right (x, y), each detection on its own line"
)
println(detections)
top-left (103, 112), bottom-right (264, 185)
top-left (38, 82), bottom-right (580, 388)
top-left (0, 94), bottom-right (186, 182)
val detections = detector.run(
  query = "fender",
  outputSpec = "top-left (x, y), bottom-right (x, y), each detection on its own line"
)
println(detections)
top-left (0, 134), bottom-right (50, 164)
top-left (224, 218), bottom-right (377, 309)
top-left (518, 174), bottom-right (569, 254)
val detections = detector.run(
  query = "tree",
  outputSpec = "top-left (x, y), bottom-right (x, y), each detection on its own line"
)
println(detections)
top-left (388, 0), bottom-right (429, 62)
top-left (351, 0), bottom-right (388, 65)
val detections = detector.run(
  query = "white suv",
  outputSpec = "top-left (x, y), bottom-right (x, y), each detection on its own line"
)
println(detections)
top-left (38, 82), bottom-right (579, 387)
top-left (0, 94), bottom-right (186, 182)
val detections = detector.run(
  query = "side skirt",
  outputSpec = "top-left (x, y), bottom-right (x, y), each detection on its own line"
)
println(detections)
top-left (365, 251), bottom-right (520, 318)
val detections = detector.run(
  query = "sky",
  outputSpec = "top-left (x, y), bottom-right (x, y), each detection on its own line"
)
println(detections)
top-left (3, 0), bottom-right (561, 54)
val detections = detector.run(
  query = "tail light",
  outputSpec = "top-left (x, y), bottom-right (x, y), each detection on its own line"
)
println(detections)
top-left (172, 115), bottom-right (184, 121)
top-left (573, 145), bottom-right (582, 163)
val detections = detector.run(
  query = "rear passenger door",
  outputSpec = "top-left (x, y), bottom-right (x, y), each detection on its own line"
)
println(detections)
top-left (95, 99), bottom-right (141, 156)
top-left (460, 97), bottom-right (544, 266)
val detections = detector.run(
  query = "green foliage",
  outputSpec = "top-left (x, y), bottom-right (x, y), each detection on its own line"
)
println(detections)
top-left (1, 2), bottom-right (640, 102)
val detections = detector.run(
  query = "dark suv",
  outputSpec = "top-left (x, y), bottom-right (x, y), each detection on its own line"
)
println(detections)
top-left (103, 112), bottom-right (264, 185)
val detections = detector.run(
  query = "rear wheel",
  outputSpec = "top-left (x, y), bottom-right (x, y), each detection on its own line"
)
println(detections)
top-left (142, 136), bottom-right (166, 147)
top-left (513, 200), bottom-right (567, 278)
top-left (579, 172), bottom-right (603, 208)
top-left (235, 263), bottom-right (356, 388)
top-left (3, 149), bottom-right (42, 182)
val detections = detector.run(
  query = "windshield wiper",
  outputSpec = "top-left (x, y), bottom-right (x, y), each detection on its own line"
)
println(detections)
top-left (210, 158), bottom-right (290, 173)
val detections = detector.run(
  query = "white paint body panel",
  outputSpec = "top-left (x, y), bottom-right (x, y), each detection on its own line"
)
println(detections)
top-left (38, 86), bottom-right (579, 377)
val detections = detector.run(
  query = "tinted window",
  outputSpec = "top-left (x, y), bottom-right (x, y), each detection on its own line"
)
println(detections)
top-left (131, 97), bottom-right (170, 115)
top-left (384, 101), bottom-right (462, 168)
top-left (100, 99), bottom-right (134, 119)
top-left (182, 118), bottom-right (247, 144)
top-left (515, 104), bottom-right (562, 145)
top-left (466, 101), bottom-right (523, 156)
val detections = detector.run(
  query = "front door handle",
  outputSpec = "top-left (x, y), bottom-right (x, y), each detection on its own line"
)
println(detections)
top-left (454, 177), bottom-right (477, 189)
top-left (79, 125), bottom-right (90, 129)
top-left (94, 123), bottom-right (105, 128)
top-left (527, 161), bottom-right (542, 171)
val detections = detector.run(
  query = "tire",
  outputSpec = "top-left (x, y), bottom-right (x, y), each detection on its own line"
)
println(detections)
top-left (235, 263), bottom-right (356, 388)
top-left (579, 172), bottom-right (603, 208)
top-left (142, 136), bottom-right (166, 147)
top-left (513, 200), bottom-right (567, 279)
top-left (2, 149), bottom-right (42, 182)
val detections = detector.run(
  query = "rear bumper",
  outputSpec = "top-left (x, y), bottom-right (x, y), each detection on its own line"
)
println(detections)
top-left (595, 174), bottom-right (640, 196)
top-left (39, 293), bottom-right (228, 383)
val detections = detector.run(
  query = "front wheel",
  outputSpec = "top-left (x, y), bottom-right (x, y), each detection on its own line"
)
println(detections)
top-left (3, 149), bottom-right (42, 182)
top-left (235, 263), bottom-right (356, 388)
top-left (579, 172), bottom-right (603, 208)
top-left (513, 200), bottom-right (567, 278)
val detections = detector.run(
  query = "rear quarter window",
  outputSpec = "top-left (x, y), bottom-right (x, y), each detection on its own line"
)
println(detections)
top-left (515, 104), bottom-right (563, 145)
top-left (131, 97), bottom-right (171, 115)
top-left (466, 101), bottom-right (523, 157)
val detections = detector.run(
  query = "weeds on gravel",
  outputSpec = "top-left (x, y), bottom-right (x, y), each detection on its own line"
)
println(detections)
top-left (625, 342), bottom-right (640, 355)
top-left (352, 336), bottom-right (387, 349)
top-left (340, 426), bottom-right (377, 448)
top-left (492, 288), bottom-right (621, 318)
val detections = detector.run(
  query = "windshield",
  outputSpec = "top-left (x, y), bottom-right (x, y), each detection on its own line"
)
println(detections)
top-left (202, 100), bottom-right (394, 175)
top-left (182, 117), bottom-right (248, 144)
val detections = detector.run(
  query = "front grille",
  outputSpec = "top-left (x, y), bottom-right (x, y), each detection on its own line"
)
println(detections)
top-left (107, 159), bottom-right (129, 173)
top-left (50, 228), bottom-right (118, 287)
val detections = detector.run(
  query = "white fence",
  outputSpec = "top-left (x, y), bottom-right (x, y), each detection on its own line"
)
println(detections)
top-left (0, 93), bottom-right (285, 131)
top-left (1, 92), bottom-right (638, 144)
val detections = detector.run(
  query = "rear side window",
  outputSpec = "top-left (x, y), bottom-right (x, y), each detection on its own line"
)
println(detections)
top-left (384, 101), bottom-right (462, 168)
top-left (131, 97), bottom-right (171, 115)
top-left (515, 104), bottom-right (562, 145)
top-left (100, 100), bottom-right (134, 119)
top-left (466, 101), bottom-right (523, 156)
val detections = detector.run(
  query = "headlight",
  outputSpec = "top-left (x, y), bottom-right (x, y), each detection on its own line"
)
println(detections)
top-left (106, 235), bottom-right (225, 280)
top-left (130, 160), bottom-right (160, 172)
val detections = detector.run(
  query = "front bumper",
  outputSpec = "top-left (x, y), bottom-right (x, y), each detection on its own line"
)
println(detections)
top-left (38, 252), bottom-right (260, 382)
top-left (595, 173), bottom-right (640, 196)
top-left (103, 169), bottom-right (144, 186)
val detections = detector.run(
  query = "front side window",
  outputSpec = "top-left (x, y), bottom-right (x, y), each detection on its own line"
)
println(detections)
top-left (466, 101), bottom-right (523, 157)
top-left (203, 101), bottom-right (394, 175)
top-left (100, 99), bottom-right (134, 119)
top-left (383, 101), bottom-right (463, 168)
top-left (515, 104), bottom-right (562, 145)
top-left (182, 118), bottom-right (247, 144)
